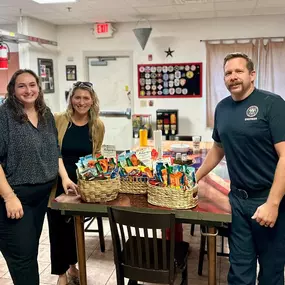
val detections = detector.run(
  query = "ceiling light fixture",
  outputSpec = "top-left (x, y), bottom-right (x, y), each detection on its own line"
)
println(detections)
top-left (32, 0), bottom-right (77, 4)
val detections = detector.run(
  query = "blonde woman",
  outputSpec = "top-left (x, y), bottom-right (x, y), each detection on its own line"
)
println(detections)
top-left (47, 81), bottom-right (105, 285)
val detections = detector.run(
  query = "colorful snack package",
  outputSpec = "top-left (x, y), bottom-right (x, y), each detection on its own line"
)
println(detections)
top-left (99, 158), bottom-right (109, 173)
top-left (81, 169), bottom-right (95, 181)
top-left (183, 165), bottom-right (196, 188)
top-left (87, 160), bottom-right (96, 168)
top-left (95, 161), bottom-right (103, 174)
top-left (130, 154), bottom-right (139, 166)
top-left (161, 168), bottom-right (168, 186)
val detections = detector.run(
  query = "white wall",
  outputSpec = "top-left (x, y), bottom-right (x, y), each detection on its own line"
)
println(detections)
top-left (56, 14), bottom-right (285, 141)
top-left (16, 14), bottom-right (285, 140)
top-left (17, 17), bottom-right (60, 112)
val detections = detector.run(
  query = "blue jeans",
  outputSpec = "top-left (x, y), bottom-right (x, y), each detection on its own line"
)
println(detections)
top-left (228, 191), bottom-right (285, 285)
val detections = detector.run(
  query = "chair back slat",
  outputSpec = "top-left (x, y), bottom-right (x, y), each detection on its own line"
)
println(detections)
top-left (119, 223), bottom-right (128, 263)
top-left (126, 225), bottom-right (135, 266)
top-left (143, 228), bottom-right (151, 268)
top-left (135, 228), bottom-right (143, 267)
top-left (161, 229), bottom-right (167, 270)
top-left (152, 229), bottom-right (159, 269)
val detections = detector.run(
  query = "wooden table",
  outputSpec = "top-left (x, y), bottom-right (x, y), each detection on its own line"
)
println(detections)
top-left (51, 141), bottom-right (231, 285)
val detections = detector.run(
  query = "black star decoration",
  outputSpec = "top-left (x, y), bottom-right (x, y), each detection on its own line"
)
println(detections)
top-left (165, 47), bottom-right (174, 57)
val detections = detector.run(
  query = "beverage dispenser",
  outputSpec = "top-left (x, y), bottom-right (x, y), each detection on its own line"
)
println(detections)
top-left (156, 109), bottom-right (178, 140)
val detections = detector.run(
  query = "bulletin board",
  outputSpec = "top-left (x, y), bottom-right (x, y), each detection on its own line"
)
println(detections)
top-left (137, 62), bottom-right (202, 99)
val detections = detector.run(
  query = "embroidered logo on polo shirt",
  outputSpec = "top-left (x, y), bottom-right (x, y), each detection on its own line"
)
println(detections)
top-left (245, 105), bottom-right (258, 121)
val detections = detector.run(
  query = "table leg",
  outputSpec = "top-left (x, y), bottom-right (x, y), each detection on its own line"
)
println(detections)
top-left (74, 215), bottom-right (87, 285)
top-left (207, 227), bottom-right (217, 285)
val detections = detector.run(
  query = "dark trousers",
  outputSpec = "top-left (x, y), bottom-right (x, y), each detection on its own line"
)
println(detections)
top-left (47, 208), bottom-right (77, 275)
top-left (0, 180), bottom-right (54, 285)
top-left (228, 190), bottom-right (285, 285)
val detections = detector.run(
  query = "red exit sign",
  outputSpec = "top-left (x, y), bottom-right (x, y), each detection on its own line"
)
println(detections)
top-left (96, 23), bottom-right (109, 34)
top-left (94, 23), bottom-right (114, 38)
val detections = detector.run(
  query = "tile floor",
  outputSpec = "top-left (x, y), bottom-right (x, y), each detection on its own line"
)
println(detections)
top-left (0, 218), bottom-right (230, 285)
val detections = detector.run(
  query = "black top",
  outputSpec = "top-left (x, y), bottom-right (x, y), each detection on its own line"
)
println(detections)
top-left (58, 122), bottom-right (92, 193)
top-left (0, 102), bottom-right (60, 186)
top-left (213, 88), bottom-right (285, 191)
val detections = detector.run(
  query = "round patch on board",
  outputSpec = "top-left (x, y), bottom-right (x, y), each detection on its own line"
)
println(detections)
top-left (169, 88), bottom-right (175, 95)
top-left (139, 78), bottom-right (145, 86)
top-left (162, 66), bottom-right (168, 73)
top-left (139, 66), bottom-right (145, 73)
top-left (163, 89), bottom-right (169, 95)
top-left (182, 88), bottom-right (188, 95)
top-left (186, 71), bottom-right (194, 79)
top-left (163, 73), bottom-right (169, 81)
top-left (168, 66), bottom-right (174, 72)
top-left (146, 79), bottom-right (151, 85)
top-left (156, 66), bottom-right (162, 73)
top-left (145, 66), bottom-right (151, 73)
top-left (150, 73), bottom-right (157, 79)
top-left (176, 88), bottom-right (182, 94)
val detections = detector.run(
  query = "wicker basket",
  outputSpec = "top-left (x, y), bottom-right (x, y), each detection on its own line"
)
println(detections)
top-left (120, 176), bottom-right (148, 194)
top-left (147, 183), bottom-right (198, 209)
top-left (78, 176), bottom-right (120, 203)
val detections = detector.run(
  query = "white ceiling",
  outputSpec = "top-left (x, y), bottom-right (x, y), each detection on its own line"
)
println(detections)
top-left (0, 0), bottom-right (285, 26)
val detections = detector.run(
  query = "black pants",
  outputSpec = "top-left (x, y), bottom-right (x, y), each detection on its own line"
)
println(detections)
top-left (47, 208), bottom-right (77, 275)
top-left (228, 190), bottom-right (285, 285)
top-left (0, 180), bottom-right (54, 285)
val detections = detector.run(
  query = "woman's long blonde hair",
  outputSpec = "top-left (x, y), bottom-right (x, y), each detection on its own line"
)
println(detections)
top-left (66, 84), bottom-right (100, 139)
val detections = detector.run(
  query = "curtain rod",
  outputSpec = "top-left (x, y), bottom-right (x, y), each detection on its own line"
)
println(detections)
top-left (200, 36), bottom-right (285, 42)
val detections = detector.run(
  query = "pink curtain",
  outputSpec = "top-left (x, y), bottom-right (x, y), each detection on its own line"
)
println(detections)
top-left (258, 40), bottom-right (285, 98)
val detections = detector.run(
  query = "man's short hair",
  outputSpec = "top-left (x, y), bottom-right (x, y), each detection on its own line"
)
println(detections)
top-left (223, 52), bottom-right (254, 72)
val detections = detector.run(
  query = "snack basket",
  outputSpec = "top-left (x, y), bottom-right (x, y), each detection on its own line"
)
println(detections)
top-left (77, 176), bottom-right (120, 203)
top-left (119, 176), bottom-right (148, 194)
top-left (147, 183), bottom-right (198, 209)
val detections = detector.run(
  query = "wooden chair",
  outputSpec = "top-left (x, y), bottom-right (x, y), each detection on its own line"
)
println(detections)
top-left (84, 217), bottom-right (105, 252)
top-left (107, 207), bottom-right (189, 285)
top-left (198, 224), bottom-right (229, 275)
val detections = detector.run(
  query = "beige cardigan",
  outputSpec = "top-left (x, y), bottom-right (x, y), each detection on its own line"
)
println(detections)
top-left (48, 112), bottom-right (105, 207)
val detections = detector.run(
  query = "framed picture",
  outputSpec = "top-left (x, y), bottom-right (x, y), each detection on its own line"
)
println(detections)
top-left (37, 58), bottom-right (55, 94)
top-left (66, 65), bottom-right (77, 81)
top-left (137, 62), bottom-right (202, 98)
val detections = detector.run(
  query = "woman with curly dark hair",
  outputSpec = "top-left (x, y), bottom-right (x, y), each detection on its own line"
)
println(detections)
top-left (0, 69), bottom-right (77, 285)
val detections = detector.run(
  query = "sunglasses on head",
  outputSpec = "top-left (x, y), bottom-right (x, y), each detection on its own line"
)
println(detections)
top-left (73, 81), bottom-right (93, 88)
